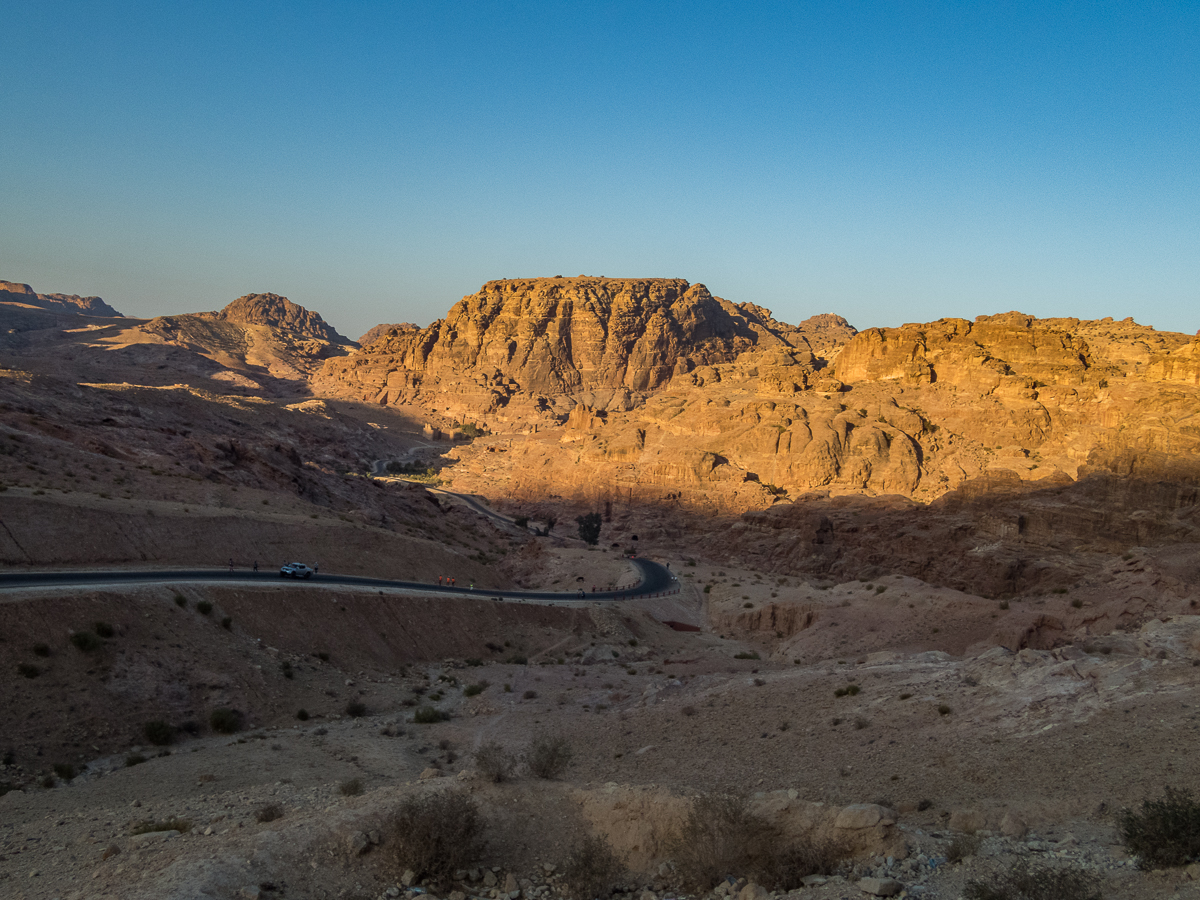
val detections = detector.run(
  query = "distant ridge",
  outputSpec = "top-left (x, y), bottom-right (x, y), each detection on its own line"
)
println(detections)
top-left (0, 280), bottom-right (123, 317)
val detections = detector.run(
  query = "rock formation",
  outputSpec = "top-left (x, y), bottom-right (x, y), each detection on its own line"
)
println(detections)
top-left (212, 292), bottom-right (350, 344)
top-left (0, 279), bottom-right (123, 316)
top-left (427, 300), bottom-right (1200, 518)
top-left (314, 277), bottom-right (856, 420)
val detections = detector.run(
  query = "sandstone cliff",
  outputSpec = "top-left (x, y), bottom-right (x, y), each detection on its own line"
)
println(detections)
top-left (314, 277), bottom-right (856, 420)
top-left (437, 306), bottom-right (1200, 517)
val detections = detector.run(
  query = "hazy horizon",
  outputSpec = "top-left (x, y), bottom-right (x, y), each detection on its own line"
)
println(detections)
top-left (3, 2), bottom-right (1197, 340)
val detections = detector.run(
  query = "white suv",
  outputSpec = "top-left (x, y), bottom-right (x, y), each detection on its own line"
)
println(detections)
top-left (279, 562), bottom-right (314, 579)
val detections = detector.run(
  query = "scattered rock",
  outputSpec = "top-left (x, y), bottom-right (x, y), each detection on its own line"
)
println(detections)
top-left (347, 831), bottom-right (371, 856)
top-left (836, 803), bottom-right (897, 829)
top-left (857, 876), bottom-right (903, 897)
top-left (999, 812), bottom-right (1028, 838)
top-left (948, 809), bottom-right (987, 834)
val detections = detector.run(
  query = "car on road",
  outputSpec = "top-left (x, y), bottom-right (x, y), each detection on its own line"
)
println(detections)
top-left (280, 562), bottom-right (314, 579)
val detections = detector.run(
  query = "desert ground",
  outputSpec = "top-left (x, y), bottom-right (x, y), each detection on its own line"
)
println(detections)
top-left (3, 279), bottom-right (1200, 899)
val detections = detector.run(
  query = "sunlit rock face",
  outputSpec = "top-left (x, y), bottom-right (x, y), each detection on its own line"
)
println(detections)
top-left (313, 277), bottom-right (856, 421)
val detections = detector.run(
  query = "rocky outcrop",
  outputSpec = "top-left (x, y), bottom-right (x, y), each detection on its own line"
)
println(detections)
top-left (1146, 334), bottom-right (1200, 386)
top-left (358, 322), bottom-right (419, 346)
top-left (439, 304), bottom-right (1200, 516)
top-left (314, 277), bottom-right (853, 419)
top-left (0, 280), bottom-right (123, 316)
top-left (213, 293), bottom-right (351, 344)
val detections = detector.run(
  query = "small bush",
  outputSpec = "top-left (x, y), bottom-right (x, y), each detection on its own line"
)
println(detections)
top-left (125, 753), bottom-right (147, 767)
top-left (345, 701), bottom-right (367, 718)
top-left (210, 708), bottom-right (243, 734)
top-left (296, 709), bottom-right (310, 721)
top-left (963, 860), bottom-right (1102, 900)
top-left (174, 594), bottom-right (187, 608)
top-left (413, 705), bottom-right (449, 724)
top-left (53, 762), bottom-right (77, 781)
top-left (506, 654), bottom-right (528, 665)
top-left (339, 778), bottom-right (364, 796)
top-left (1119, 786), bottom-right (1200, 868)
top-left (946, 833), bottom-right (982, 863)
top-left (463, 681), bottom-right (488, 697)
top-left (682, 705), bottom-right (698, 717)
top-left (17, 663), bottom-right (40, 678)
top-left (387, 792), bottom-right (482, 884)
top-left (255, 802), bottom-right (284, 823)
top-left (144, 720), bottom-right (174, 746)
top-left (40, 774), bottom-right (56, 789)
top-left (220, 616), bottom-right (232, 630)
top-left (670, 793), bottom-right (847, 892)
top-left (1070, 598), bottom-right (1083, 609)
top-left (938, 704), bottom-right (952, 716)
top-left (523, 689), bottom-right (538, 700)
top-left (734, 651), bottom-right (760, 660)
top-left (899, 692), bottom-right (913, 700)
top-left (70, 631), bottom-right (101, 652)
top-left (527, 733), bottom-right (574, 779)
top-left (93, 621), bottom-right (115, 638)
top-left (280, 661), bottom-right (294, 679)
top-left (560, 834), bottom-right (625, 900)
top-left (32, 643), bottom-right (50, 657)
top-left (475, 741), bottom-right (516, 783)
top-left (195, 601), bottom-right (213, 616)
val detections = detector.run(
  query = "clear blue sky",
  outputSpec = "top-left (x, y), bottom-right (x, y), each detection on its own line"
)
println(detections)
top-left (3, 1), bottom-right (1197, 340)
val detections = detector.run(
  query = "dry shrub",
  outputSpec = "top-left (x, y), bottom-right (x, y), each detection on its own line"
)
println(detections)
top-left (670, 793), bottom-right (847, 892)
top-left (756, 837), bottom-right (848, 891)
top-left (964, 860), bottom-right (1102, 900)
top-left (1119, 786), bottom-right (1200, 869)
top-left (560, 834), bottom-right (625, 900)
top-left (527, 734), bottom-right (574, 779)
top-left (387, 791), bottom-right (482, 884)
top-left (474, 741), bottom-right (515, 783)
top-left (256, 802), bottom-right (284, 823)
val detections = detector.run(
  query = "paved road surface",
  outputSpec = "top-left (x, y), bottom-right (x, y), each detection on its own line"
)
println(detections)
top-left (0, 558), bottom-right (677, 602)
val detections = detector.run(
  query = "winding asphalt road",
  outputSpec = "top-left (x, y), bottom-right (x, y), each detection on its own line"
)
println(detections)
top-left (0, 558), bottom-right (677, 602)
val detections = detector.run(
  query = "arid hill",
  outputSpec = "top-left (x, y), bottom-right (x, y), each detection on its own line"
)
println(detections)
top-left (331, 283), bottom-right (1200, 511)
top-left (0, 286), bottom-right (355, 396)
top-left (0, 279), bottom-right (123, 317)
top-left (314, 277), bottom-right (857, 422)
top-left (317, 280), bottom-right (1200, 599)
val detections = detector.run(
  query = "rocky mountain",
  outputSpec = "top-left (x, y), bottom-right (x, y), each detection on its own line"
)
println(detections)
top-left (210, 292), bottom-right (350, 344)
top-left (428, 307), bottom-right (1200, 535)
top-left (0, 279), bottom-right (123, 317)
top-left (314, 277), bottom-right (858, 421)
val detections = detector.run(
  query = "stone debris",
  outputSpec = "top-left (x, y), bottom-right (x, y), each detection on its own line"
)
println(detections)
top-left (857, 876), bottom-right (903, 896)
